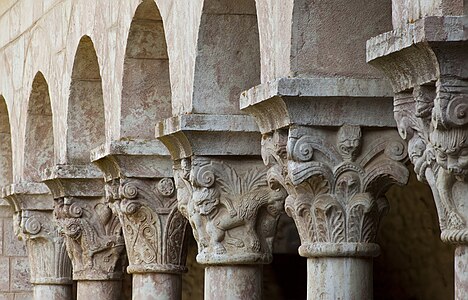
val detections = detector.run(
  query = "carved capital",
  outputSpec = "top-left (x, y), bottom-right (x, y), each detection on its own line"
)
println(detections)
top-left (262, 126), bottom-right (409, 257)
top-left (368, 19), bottom-right (468, 244)
top-left (91, 140), bottom-right (190, 274)
top-left (106, 177), bottom-right (188, 274)
top-left (43, 164), bottom-right (125, 280)
top-left (174, 156), bottom-right (286, 265)
top-left (394, 79), bottom-right (468, 243)
top-left (53, 197), bottom-right (124, 280)
top-left (2, 183), bottom-right (72, 285)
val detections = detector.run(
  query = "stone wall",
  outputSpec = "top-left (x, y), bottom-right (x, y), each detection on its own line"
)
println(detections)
top-left (0, 204), bottom-right (32, 300)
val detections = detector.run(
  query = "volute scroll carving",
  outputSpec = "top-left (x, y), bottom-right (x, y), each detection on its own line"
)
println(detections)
top-left (2, 185), bottom-right (73, 285)
top-left (174, 156), bottom-right (287, 265)
top-left (394, 77), bottom-right (468, 244)
top-left (54, 197), bottom-right (125, 280)
top-left (261, 125), bottom-right (409, 258)
top-left (104, 177), bottom-right (189, 274)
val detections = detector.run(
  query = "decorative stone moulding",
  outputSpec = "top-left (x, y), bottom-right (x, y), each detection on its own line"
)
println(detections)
top-left (90, 139), bottom-right (189, 275)
top-left (2, 182), bottom-right (73, 299)
top-left (41, 164), bottom-right (124, 281)
top-left (156, 114), bottom-right (287, 266)
top-left (241, 77), bottom-right (409, 299)
top-left (367, 16), bottom-right (468, 298)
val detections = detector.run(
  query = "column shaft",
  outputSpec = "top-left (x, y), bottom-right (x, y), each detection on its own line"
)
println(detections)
top-left (33, 284), bottom-right (72, 300)
top-left (132, 273), bottom-right (182, 300)
top-left (455, 246), bottom-right (468, 300)
top-left (307, 257), bottom-right (373, 300)
top-left (205, 265), bottom-right (263, 300)
top-left (77, 280), bottom-right (122, 300)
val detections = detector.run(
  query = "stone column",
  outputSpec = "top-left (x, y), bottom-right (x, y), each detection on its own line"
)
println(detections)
top-left (241, 0), bottom-right (411, 297)
top-left (41, 164), bottom-right (125, 300)
top-left (367, 15), bottom-right (467, 299)
top-left (2, 183), bottom-right (72, 300)
top-left (91, 140), bottom-right (189, 300)
top-left (157, 115), bottom-right (287, 300)
top-left (251, 122), bottom-right (408, 300)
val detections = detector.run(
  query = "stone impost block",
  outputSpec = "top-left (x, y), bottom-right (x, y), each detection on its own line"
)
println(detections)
top-left (367, 16), bottom-right (467, 93)
top-left (240, 77), bottom-right (395, 134)
top-left (156, 114), bottom-right (261, 160)
top-left (91, 140), bottom-right (189, 275)
top-left (41, 164), bottom-right (124, 281)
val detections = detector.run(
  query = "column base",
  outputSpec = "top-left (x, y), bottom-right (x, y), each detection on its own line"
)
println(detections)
top-left (132, 273), bottom-right (182, 300)
top-left (205, 265), bottom-right (263, 300)
top-left (34, 284), bottom-right (72, 300)
top-left (307, 257), bottom-right (373, 300)
top-left (77, 280), bottom-right (122, 300)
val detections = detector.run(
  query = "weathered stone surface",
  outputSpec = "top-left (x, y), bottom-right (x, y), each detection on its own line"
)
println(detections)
top-left (42, 164), bottom-right (124, 282)
top-left (91, 139), bottom-right (190, 300)
top-left (367, 13), bottom-right (468, 300)
top-left (2, 182), bottom-right (73, 299)
top-left (173, 156), bottom-right (286, 265)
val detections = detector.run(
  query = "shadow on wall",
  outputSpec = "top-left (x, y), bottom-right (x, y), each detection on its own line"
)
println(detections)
top-left (375, 171), bottom-right (454, 300)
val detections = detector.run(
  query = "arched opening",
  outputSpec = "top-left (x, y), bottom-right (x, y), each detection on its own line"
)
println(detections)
top-left (67, 36), bottom-right (105, 164)
top-left (23, 73), bottom-right (54, 182)
top-left (0, 96), bottom-right (12, 187)
top-left (121, 0), bottom-right (171, 138)
top-left (192, 0), bottom-right (261, 114)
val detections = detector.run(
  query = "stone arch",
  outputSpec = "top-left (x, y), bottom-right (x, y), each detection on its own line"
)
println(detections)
top-left (192, 0), bottom-right (261, 114)
top-left (0, 96), bottom-right (12, 186)
top-left (67, 36), bottom-right (105, 164)
top-left (23, 72), bottom-right (54, 182)
top-left (120, 0), bottom-right (171, 138)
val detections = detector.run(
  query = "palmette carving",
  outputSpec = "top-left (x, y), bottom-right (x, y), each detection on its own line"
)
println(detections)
top-left (19, 210), bottom-right (72, 284)
top-left (54, 197), bottom-right (124, 280)
top-left (105, 177), bottom-right (188, 274)
top-left (2, 188), bottom-right (73, 285)
top-left (394, 77), bottom-right (468, 243)
top-left (262, 126), bottom-right (409, 257)
top-left (174, 157), bottom-right (286, 265)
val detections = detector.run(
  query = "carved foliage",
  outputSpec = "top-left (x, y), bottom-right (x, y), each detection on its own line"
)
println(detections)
top-left (394, 77), bottom-right (468, 242)
top-left (262, 126), bottom-right (408, 247)
top-left (106, 177), bottom-right (188, 273)
top-left (18, 210), bottom-right (72, 284)
top-left (54, 197), bottom-right (124, 280)
top-left (174, 157), bottom-right (286, 264)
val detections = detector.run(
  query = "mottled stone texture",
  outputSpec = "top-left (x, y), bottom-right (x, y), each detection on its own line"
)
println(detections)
top-left (0, 205), bottom-right (32, 300)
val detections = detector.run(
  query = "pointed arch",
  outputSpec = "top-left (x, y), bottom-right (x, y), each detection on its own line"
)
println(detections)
top-left (192, 0), bottom-right (261, 114)
top-left (67, 36), bottom-right (105, 164)
top-left (120, 0), bottom-right (171, 138)
top-left (23, 73), bottom-right (54, 182)
top-left (0, 96), bottom-right (12, 186)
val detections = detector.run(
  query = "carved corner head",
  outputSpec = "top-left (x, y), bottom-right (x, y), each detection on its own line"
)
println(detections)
top-left (337, 125), bottom-right (361, 161)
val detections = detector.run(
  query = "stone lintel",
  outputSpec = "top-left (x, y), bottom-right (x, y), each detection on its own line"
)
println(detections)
top-left (91, 139), bottom-right (173, 181)
top-left (156, 114), bottom-right (261, 159)
top-left (240, 77), bottom-right (396, 134)
top-left (41, 164), bottom-right (104, 198)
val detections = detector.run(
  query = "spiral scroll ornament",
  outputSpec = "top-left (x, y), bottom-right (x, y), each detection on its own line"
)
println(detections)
top-left (121, 182), bottom-right (138, 199)
top-left (23, 216), bottom-right (42, 235)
